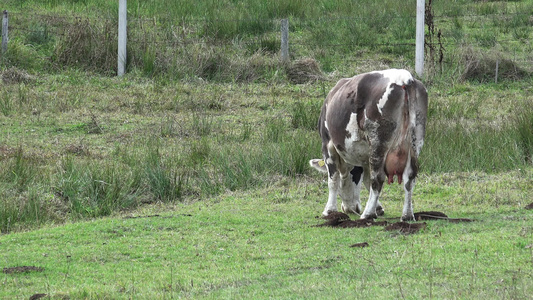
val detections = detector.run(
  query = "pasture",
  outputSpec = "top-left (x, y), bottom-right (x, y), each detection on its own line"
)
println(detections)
top-left (1, 0), bottom-right (533, 298)
top-left (0, 71), bottom-right (532, 299)
top-left (1, 171), bottom-right (532, 298)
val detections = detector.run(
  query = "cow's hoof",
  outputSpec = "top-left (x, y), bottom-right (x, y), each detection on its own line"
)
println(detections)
top-left (322, 210), bottom-right (337, 217)
top-left (401, 214), bottom-right (415, 222)
top-left (360, 213), bottom-right (378, 220)
top-left (376, 205), bottom-right (385, 216)
top-left (342, 203), bottom-right (362, 215)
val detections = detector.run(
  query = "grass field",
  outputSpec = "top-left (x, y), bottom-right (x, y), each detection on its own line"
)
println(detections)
top-left (1, 0), bottom-right (533, 299)
top-left (1, 172), bottom-right (532, 299)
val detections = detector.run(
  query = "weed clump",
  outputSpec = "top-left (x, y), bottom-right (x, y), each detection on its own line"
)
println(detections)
top-left (459, 47), bottom-right (530, 82)
top-left (1, 67), bottom-right (35, 84)
top-left (52, 18), bottom-right (117, 75)
top-left (286, 58), bottom-right (325, 84)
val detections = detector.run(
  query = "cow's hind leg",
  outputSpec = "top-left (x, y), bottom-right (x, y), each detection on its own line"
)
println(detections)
top-left (401, 152), bottom-right (417, 221)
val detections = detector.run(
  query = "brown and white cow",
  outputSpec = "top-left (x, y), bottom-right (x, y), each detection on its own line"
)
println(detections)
top-left (309, 69), bottom-right (428, 221)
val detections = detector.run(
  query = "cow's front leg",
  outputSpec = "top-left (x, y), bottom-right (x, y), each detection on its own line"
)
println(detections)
top-left (340, 166), bottom-right (363, 214)
top-left (361, 166), bottom-right (384, 216)
top-left (360, 173), bottom-right (384, 219)
top-left (322, 165), bottom-right (340, 216)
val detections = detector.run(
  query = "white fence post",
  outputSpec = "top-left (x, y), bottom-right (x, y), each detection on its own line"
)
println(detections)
top-left (1, 10), bottom-right (8, 55)
top-left (415, 0), bottom-right (425, 77)
top-left (117, 0), bottom-right (127, 76)
top-left (281, 19), bottom-right (289, 63)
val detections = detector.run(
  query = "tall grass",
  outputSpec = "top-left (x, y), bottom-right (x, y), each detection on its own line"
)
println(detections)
top-left (421, 122), bottom-right (524, 173)
top-left (4, 0), bottom-right (532, 82)
top-left (514, 101), bottom-right (533, 164)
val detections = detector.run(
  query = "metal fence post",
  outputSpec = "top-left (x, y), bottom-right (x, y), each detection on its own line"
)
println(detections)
top-left (118, 0), bottom-right (127, 76)
top-left (281, 19), bottom-right (289, 63)
top-left (1, 10), bottom-right (8, 55)
top-left (415, 0), bottom-right (425, 77)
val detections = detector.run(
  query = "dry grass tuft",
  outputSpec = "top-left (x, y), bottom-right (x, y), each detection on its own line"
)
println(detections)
top-left (286, 58), bottom-right (325, 84)
top-left (460, 46), bottom-right (530, 82)
top-left (53, 18), bottom-right (117, 75)
top-left (1, 67), bottom-right (35, 84)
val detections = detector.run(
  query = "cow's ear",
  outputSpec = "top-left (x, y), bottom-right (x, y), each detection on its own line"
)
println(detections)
top-left (309, 159), bottom-right (328, 173)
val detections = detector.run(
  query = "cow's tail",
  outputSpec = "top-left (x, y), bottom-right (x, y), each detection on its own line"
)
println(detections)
top-left (309, 159), bottom-right (328, 173)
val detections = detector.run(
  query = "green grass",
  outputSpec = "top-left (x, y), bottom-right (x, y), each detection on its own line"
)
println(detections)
top-left (0, 0), bottom-right (532, 298)
top-left (1, 171), bottom-right (532, 299)
top-left (0, 73), bottom-right (532, 233)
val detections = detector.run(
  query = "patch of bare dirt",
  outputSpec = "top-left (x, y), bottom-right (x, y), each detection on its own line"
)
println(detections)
top-left (525, 202), bottom-right (533, 210)
top-left (315, 212), bottom-right (387, 228)
top-left (3, 266), bottom-right (44, 274)
top-left (414, 211), bottom-right (448, 220)
top-left (314, 210), bottom-right (474, 240)
top-left (415, 211), bottom-right (474, 223)
top-left (350, 242), bottom-right (369, 248)
top-left (385, 222), bottom-right (427, 234)
top-left (29, 294), bottom-right (47, 300)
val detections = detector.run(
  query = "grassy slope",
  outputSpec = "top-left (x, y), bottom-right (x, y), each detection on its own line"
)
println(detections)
top-left (1, 170), bottom-right (532, 299)
top-left (0, 71), bottom-right (532, 299)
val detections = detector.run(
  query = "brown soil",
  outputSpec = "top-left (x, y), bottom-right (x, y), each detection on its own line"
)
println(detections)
top-left (385, 222), bottom-right (427, 234)
top-left (29, 294), bottom-right (47, 300)
top-left (415, 211), bottom-right (473, 223)
top-left (525, 202), bottom-right (533, 210)
top-left (3, 266), bottom-right (44, 274)
top-left (350, 242), bottom-right (369, 248)
top-left (315, 212), bottom-right (387, 228)
top-left (314, 210), bottom-right (473, 238)
top-left (414, 211), bottom-right (448, 220)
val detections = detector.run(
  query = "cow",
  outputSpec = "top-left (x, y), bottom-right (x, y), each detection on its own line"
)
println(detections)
top-left (309, 69), bottom-right (428, 221)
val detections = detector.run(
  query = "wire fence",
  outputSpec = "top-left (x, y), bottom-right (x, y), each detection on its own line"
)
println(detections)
top-left (2, 8), bottom-right (533, 78)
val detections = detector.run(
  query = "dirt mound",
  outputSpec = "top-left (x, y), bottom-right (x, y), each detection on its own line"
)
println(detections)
top-left (415, 211), bottom-right (473, 223)
top-left (385, 222), bottom-right (427, 234)
top-left (286, 58), bottom-right (325, 84)
top-left (3, 266), bottom-right (44, 274)
top-left (315, 210), bottom-right (473, 235)
top-left (414, 211), bottom-right (448, 220)
top-left (315, 212), bottom-right (387, 228)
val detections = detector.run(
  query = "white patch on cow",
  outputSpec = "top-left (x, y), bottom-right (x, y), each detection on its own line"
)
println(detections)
top-left (373, 69), bottom-right (414, 115)
top-left (345, 113), bottom-right (359, 142)
top-left (377, 83), bottom-right (394, 115)
top-left (374, 69), bottom-right (413, 86)
top-left (324, 120), bottom-right (329, 132)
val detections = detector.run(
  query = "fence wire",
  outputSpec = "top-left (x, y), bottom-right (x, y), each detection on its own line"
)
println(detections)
top-left (2, 9), bottom-right (533, 74)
